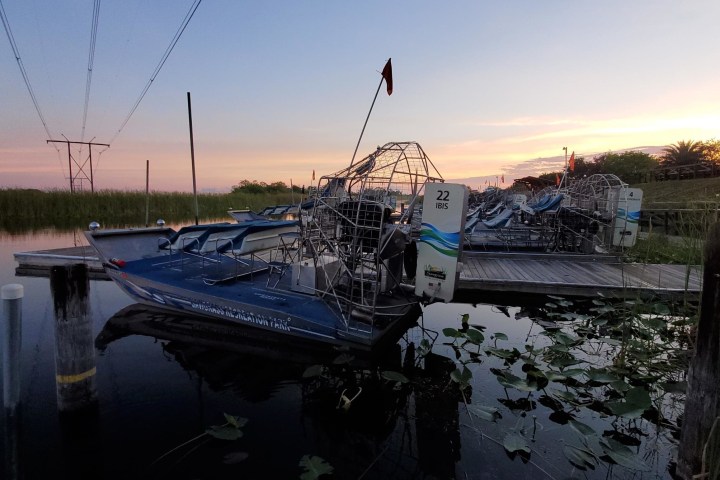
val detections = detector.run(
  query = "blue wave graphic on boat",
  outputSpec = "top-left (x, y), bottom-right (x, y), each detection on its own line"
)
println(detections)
top-left (616, 208), bottom-right (641, 223)
top-left (419, 223), bottom-right (460, 257)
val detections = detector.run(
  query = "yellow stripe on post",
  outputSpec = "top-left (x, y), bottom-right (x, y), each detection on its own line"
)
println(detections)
top-left (55, 367), bottom-right (97, 385)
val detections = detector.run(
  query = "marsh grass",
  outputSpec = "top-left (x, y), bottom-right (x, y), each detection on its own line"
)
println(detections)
top-left (0, 188), bottom-right (296, 231)
top-left (625, 234), bottom-right (703, 265)
top-left (624, 199), bottom-right (716, 265)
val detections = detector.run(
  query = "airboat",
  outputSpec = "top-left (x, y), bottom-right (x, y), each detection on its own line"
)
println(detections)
top-left (86, 142), bottom-right (465, 348)
top-left (465, 174), bottom-right (643, 253)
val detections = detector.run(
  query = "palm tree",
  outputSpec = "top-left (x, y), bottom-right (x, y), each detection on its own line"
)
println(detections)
top-left (661, 140), bottom-right (704, 167)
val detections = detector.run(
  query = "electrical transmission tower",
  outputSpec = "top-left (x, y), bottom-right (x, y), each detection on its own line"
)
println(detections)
top-left (47, 138), bottom-right (110, 193)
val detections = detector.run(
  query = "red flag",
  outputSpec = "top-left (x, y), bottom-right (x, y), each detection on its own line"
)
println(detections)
top-left (556, 173), bottom-right (560, 186)
top-left (381, 58), bottom-right (393, 95)
top-left (569, 151), bottom-right (575, 172)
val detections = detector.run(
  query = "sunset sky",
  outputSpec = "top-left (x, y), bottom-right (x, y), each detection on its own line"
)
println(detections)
top-left (2, 0), bottom-right (720, 192)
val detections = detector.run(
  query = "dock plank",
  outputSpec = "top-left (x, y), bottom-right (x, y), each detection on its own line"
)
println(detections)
top-left (458, 251), bottom-right (701, 299)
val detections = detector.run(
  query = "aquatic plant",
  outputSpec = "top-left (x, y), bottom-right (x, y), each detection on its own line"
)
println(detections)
top-left (147, 412), bottom-right (248, 475)
top-left (299, 455), bottom-right (334, 480)
top-left (433, 296), bottom-right (697, 477)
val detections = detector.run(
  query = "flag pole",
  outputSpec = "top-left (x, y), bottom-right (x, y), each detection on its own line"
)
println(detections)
top-left (558, 146), bottom-right (568, 191)
top-left (349, 59), bottom-right (392, 168)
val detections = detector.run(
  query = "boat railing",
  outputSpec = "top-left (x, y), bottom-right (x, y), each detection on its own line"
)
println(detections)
top-left (266, 231), bottom-right (303, 288)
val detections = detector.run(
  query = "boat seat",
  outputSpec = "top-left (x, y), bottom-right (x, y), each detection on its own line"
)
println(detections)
top-left (535, 194), bottom-right (564, 213)
top-left (528, 194), bottom-right (564, 213)
top-left (158, 221), bottom-right (297, 277)
top-left (527, 194), bottom-right (550, 209)
top-left (485, 202), bottom-right (504, 216)
top-left (159, 223), bottom-right (233, 253)
top-left (482, 208), bottom-right (514, 228)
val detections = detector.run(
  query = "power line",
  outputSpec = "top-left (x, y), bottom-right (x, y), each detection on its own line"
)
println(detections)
top-left (0, 0), bottom-right (54, 139)
top-left (109, 0), bottom-right (202, 145)
top-left (81, 0), bottom-right (101, 142)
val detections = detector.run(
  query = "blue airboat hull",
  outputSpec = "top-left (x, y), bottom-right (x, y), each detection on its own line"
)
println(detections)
top-left (88, 225), bottom-right (419, 349)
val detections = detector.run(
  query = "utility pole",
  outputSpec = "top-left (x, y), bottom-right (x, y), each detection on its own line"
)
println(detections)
top-left (47, 139), bottom-right (110, 193)
top-left (187, 92), bottom-right (199, 225)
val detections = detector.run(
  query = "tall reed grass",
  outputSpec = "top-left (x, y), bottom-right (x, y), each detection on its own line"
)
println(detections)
top-left (0, 188), bottom-right (296, 232)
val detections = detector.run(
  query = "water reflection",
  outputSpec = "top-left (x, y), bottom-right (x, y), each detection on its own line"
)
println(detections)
top-left (96, 304), bottom-right (462, 479)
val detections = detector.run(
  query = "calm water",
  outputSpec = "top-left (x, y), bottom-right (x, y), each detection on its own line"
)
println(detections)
top-left (0, 228), bottom-right (680, 479)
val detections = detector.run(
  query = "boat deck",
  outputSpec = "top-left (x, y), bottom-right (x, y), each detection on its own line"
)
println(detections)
top-left (458, 251), bottom-right (702, 300)
top-left (14, 246), bottom-right (703, 300)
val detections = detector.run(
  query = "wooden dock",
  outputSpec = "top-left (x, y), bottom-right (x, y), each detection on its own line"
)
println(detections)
top-left (14, 245), bottom-right (108, 279)
top-left (458, 251), bottom-right (702, 299)
top-left (14, 246), bottom-right (703, 299)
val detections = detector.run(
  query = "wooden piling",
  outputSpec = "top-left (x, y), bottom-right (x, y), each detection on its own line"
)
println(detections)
top-left (50, 264), bottom-right (97, 412)
top-left (677, 222), bottom-right (720, 479)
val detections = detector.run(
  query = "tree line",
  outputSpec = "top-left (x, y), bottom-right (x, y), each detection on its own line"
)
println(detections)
top-left (231, 180), bottom-right (304, 194)
top-left (537, 139), bottom-right (720, 184)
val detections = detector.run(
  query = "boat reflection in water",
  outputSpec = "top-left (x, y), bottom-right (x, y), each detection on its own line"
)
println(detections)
top-left (95, 304), bottom-right (461, 479)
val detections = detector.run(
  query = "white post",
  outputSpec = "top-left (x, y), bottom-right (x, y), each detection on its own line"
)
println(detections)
top-left (2, 284), bottom-right (23, 412)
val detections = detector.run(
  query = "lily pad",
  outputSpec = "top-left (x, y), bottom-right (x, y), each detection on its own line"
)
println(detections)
top-left (549, 356), bottom-right (583, 368)
top-left (600, 438), bottom-right (650, 471)
top-left (332, 353), bottom-right (354, 365)
top-left (544, 370), bottom-right (569, 383)
top-left (465, 329), bottom-right (485, 345)
top-left (381, 370), bottom-right (409, 384)
top-left (560, 368), bottom-right (585, 377)
top-left (485, 347), bottom-right (521, 362)
top-left (302, 364), bottom-right (324, 378)
top-left (563, 445), bottom-right (597, 470)
top-left (496, 372), bottom-right (535, 392)
top-left (299, 455), bottom-right (334, 480)
top-left (606, 387), bottom-right (651, 418)
top-left (568, 419), bottom-right (596, 437)
top-left (467, 404), bottom-right (501, 422)
top-left (443, 327), bottom-right (464, 338)
top-left (206, 425), bottom-right (243, 441)
top-left (554, 390), bottom-right (581, 405)
top-left (553, 331), bottom-right (579, 346)
top-left (223, 451), bottom-right (249, 464)
top-left (585, 368), bottom-right (620, 384)
top-left (659, 380), bottom-right (687, 394)
top-left (223, 413), bottom-right (248, 429)
top-left (450, 366), bottom-right (473, 386)
top-left (503, 431), bottom-right (531, 454)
